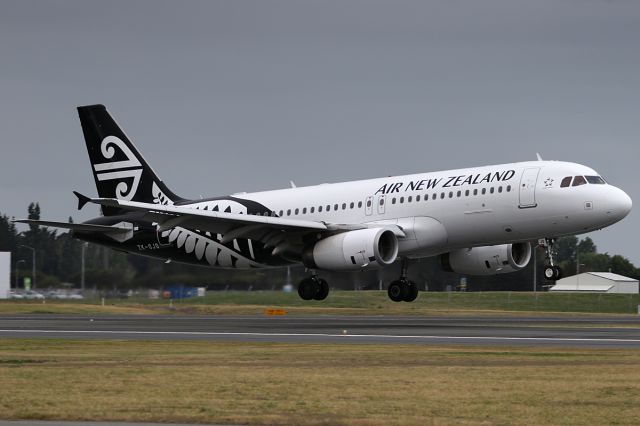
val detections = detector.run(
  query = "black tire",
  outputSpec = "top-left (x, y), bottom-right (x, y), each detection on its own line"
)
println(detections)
top-left (298, 278), bottom-right (318, 300)
top-left (388, 280), bottom-right (408, 302)
top-left (404, 281), bottom-right (419, 302)
top-left (544, 266), bottom-right (555, 281)
top-left (552, 266), bottom-right (563, 280)
top-left (313, 278), bottom-right (329, 301)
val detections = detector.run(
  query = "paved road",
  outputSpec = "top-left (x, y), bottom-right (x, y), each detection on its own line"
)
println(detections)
top-left (1, 314), bottom-right (640, 348)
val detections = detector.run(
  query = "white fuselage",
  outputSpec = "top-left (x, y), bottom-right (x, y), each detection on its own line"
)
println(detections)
top-left (190, 160), bottom-right (631, 260)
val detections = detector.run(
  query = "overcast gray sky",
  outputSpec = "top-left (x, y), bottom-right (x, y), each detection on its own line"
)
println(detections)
top-left (1, 0), bottom-right (638, 264)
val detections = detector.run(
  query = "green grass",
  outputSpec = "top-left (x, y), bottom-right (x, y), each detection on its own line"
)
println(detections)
top-left (1, 291), bottom-right (639, 315)
top-left (1, 339), bottom-right (640, 425)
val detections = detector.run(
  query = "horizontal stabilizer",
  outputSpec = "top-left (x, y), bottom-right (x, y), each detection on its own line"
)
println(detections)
top-left (73, 191), bottom-right (92, 210)
top-left (13, 219), bottom-right (131, 234)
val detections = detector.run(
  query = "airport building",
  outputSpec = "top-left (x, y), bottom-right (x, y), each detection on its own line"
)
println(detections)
top-left (550, 272), bottom-right (639, 294)
top-left (0, 252), bottom-right (9, 299)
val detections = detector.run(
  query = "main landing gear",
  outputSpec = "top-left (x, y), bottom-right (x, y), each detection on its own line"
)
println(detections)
top-left (297, 275), bottom-right (330, 301)
top-left (297, 259), bottom-right (420, 303)
top-left (387, 258), bottom-right (419, 303)
top-left (540, 238), bottom-right (563, 281)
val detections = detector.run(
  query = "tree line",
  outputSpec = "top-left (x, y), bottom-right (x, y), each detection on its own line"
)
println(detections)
top-left (1, 203), bottom-right (638, 292)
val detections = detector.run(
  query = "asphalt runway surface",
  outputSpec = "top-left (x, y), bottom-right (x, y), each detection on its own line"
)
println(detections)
top-left (1, 313), bottom-right (640, 348)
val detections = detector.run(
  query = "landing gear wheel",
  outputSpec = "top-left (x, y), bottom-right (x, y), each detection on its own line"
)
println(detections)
top-left (544, 265), bottom-right (562, 281)
top-left (313, 278), bottom-right (329, 301)
top-left (404, 281), bottom-right (419, 302)
top-left (298, 277), bottom-right (318, 301)
top-left (544, 266), bottom-right (555, 280)
top-left (388, 280), bottom-right (408, 302)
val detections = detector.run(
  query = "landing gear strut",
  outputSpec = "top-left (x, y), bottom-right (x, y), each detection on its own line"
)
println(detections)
top-left (540, 238), bottom-right (562, 281)
top-left (387, 259), bottom-right (419, 302)
top-left (297, 275), bottom-right (329, 301)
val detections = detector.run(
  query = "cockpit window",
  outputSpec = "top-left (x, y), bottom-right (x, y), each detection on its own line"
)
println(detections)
top-left (560, 176), bottom-right (572, 188)
top-left (572, 176), bottom-right (587, 186)
top-left (585, 175), bottom-right (606, 184)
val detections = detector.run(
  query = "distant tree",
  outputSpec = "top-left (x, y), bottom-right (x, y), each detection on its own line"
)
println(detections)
top-left (555, 236), bottom-right (577, 263)
top-left (580, 252), bottom-right (611, 273)
top-left (610, 255), bottom-right (638, 279)
top-left (577, 237), bottom-right (597, 255)
top-left (0, 213), bottom-right (18, 252)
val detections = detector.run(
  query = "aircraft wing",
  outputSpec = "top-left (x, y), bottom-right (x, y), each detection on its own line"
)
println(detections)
top-left (86, 197), bottom-right (406, 239)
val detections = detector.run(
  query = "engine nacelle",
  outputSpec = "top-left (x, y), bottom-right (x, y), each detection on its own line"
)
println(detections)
top-left (441, 242), bottom-right (532, 275)
top-left (302, 228), bottom-right (399, 271)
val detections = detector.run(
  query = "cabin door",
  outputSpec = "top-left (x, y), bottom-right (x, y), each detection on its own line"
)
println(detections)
top-left (519, 168), bottom-right (540, 208)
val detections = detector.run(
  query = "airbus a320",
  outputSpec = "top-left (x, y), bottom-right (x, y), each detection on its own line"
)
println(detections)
top-left (17, 105), bottom-right (633, 302)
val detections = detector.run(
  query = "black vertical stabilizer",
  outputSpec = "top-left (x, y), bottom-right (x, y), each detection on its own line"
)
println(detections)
top-left (77, 104), bottom-right (185, 216)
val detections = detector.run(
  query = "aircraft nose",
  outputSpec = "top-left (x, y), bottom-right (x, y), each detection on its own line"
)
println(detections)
top-left (606, 187), bottom-right (632, 221)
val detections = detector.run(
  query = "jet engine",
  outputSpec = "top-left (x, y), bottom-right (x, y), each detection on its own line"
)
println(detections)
top-left (441, 242), bottom-right (532, 275)
top-left (302, 228), bottom-right (399, 271)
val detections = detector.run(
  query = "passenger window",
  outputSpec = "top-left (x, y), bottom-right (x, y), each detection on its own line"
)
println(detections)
top-left (440, 192), bottom-right (445, 199)
top-left (310, 207), bottom-right (314, 213)
top-left (392, 198), bottom-right (396, 205)
top-left (473, 189), bottom-right (478, 196)
top-left (400, 197), bottom-right (404, 203)
top-left (302, 207), bottom-right (307, 214)
top-left (572, 176), bottom-right (587, 187)
top-left (279, 210), bottom-right (283, 216)
top-left (408, 196), bottom-right (412, 202)
top-left (465, 190), bottom-right (469, 196)
top-left (379, 198), bottom-right (384, 205)
top-left (358, 201), bottom-right (362, 208)
top-left (498, 186), bottom-right (502, 193)
top-left (295, 208), bottom-right (299, 215)
top-left (342, 203), bottom-right (346, 210)
top-left (481, 188), bottom-right (486, 195)
top-left (366, 200), bottom-right (371, 207)
top-left (287, 209), bottom-right (291, 216)
top-left (506, 185), bottom-right (511, 192)
top-left (456, 190), bottom-right (461, 197)
top-left (319, 206), bottom-right (323, 212)
top-left (448, 192), bottom-right (453, 198)
top-left (560, 176), bottom-right (572, 188)
top-left (432, 193), bottom-right (437, 200)
top-left (416, 195), bottom-right (421, 201)
top-left (334, 204), bottom-right (338, 210)
top-left (327, 205), bottom-right (331, 211)
top-left (350, 202), bottom-right (354, 209)
top-left (490, 187), bottom-right (494, 194)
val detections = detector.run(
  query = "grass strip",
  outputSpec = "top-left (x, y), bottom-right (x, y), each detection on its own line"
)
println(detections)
top-left (1, 291), bottom-right (640, 316)
top-left (0, 339), bottom-right (639, 425)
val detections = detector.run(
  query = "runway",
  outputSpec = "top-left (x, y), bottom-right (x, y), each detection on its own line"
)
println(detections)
top-left (1, 313), bottom-right (640, 348)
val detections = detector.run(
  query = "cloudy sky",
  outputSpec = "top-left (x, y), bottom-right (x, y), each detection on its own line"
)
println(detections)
top-left (1, 0), bottom-right (638, 263)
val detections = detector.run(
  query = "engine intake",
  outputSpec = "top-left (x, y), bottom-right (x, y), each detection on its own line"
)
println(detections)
top-left (303, 228), bottom-right (398, 271)
top-left (441, 242), bottom-right (532, 275)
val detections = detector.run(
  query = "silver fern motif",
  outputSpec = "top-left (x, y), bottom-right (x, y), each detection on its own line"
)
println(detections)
top-left (152, 182), bottom-right (262, 268)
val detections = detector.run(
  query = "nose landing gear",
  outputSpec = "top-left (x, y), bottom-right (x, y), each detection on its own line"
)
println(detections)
top-left (540, 238), bottom-right (563, 281)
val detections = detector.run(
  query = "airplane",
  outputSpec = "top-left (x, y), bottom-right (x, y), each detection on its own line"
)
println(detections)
top-left (16, 105), bottom-right (632, 302)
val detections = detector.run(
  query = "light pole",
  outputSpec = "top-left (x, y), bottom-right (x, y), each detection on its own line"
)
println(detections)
top-left (14, 260), bottom-right (25, 290)
top-left (81, 242), bottom-right (87, 293)
top-left (19, 245), bottom-right (36, 290)
top-left (533, 245), bottom-right (537, 292)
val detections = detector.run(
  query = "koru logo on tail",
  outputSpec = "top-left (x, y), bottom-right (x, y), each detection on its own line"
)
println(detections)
top-left (93, 136), bottom-right (142, 200)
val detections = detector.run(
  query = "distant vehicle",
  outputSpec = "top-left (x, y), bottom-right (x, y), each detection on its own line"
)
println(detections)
top-left (24, 291), bottom-right (44, 300)
top-left (15, 105), bottom-right (633, 303)
top-left (68, 293), bottom-right (84, 300)
top-left (8, 291), bottom-right (24, 300)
